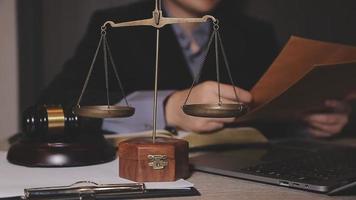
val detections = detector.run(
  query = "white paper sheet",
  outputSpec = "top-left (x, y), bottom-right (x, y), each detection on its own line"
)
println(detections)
top-left (0, 152), bottom-right (193, 198)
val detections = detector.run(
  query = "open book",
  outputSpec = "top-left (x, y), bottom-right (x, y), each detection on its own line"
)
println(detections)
top-left (237, 36), bottom-right (356, 123)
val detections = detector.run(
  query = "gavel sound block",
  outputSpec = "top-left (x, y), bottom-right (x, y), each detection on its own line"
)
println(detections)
top-left (7, 106), bottom-right (116, 167)
top-left (118, 137), bottom-right (189, 182)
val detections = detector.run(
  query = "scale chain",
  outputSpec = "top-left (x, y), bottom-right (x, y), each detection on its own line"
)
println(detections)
top-left (104, 38), bottom-right (130, 106)
top-left (103, 35), bottom-right (111, 108)
top-left (184, 27), bottom-right (215, 105)
top-left (76, 34), bottom-right (104, 107)
top-left (183, 28), bottom-right (216, 105)
top-left (217, 31), bottom-right (240, 102)
top-left (214, 22), bottom-right (222, 105)
top-left (183, 21), bottom-right (241, 106)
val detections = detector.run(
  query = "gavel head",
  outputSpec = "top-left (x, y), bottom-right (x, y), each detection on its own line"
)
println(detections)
top-left (23, 105), bottom-right (79, 137)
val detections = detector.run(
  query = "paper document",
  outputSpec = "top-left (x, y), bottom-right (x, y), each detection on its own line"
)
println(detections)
top-left (0, 152), bottom-right (193, 198)
top-left (237, 36), bottom-right (356, 123)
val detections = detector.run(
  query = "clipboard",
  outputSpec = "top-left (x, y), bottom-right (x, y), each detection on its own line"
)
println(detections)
top-left (0, 181), bottom-right (200, 200)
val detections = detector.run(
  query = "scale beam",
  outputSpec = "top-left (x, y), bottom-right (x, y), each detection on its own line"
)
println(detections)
top-left (102, 0), bottom-right (215, 29)
top-left (102, 15), bottom-right (216, 29)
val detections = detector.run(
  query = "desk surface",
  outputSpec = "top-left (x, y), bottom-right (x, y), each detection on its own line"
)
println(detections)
top-left (172, 171), bottom-right (355, 200)
top-left (1, 139), bottom-right (355, 200)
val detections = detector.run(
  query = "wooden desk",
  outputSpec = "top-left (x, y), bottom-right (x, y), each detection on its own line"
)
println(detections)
top-left (1, 139), bottom-right (355, 200)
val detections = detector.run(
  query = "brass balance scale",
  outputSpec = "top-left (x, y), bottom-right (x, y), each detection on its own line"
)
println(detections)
top-left (70, 0), bottom-right (248, 182)
top-left (8, 0), bottom-right (248, 181)
top-left (73, 0), bottom-right (248, 126)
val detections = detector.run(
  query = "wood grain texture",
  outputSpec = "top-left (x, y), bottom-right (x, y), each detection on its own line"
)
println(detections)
top-left (118, 137), bottom-right (189, 182)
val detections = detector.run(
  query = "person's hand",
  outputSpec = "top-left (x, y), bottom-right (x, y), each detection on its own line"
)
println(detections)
top-left (303, 100), bottom-right (351, 138)
top-left (165, 81), bottom-right (252, 132)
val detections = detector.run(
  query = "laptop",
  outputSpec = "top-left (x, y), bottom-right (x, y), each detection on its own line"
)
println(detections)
top-left (190, 140), bottom-right (356, 195)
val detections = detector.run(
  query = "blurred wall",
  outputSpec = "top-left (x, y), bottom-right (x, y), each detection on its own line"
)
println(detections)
top-left (244, 0), bottom-right (356, 47)
top-left (0, 0), bottom-right (19, 139)
top-left (41, 0), bottom-right (141, 87)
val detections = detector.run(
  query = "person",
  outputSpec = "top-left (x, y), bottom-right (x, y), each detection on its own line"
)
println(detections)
top-left (38, 0), bottom-right (351, 138)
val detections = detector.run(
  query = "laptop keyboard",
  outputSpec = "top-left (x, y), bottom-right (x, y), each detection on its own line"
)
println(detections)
top-left (240, 148), bottom-right (356, 183)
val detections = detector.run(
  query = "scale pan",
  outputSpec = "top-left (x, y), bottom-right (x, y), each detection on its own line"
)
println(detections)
top-left (182, 103), bottom-right (248, 118)
top-left (73, 105), bottom-right (135, 118)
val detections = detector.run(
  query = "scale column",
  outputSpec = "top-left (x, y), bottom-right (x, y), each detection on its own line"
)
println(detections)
top-left (152, 0), bottom-right (162, 143)
top-left (152, 28), bottom-right (160, 143)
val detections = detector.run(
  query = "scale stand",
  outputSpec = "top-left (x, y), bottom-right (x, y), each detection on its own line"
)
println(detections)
top-left (73, 0), bottom-right (247, 182)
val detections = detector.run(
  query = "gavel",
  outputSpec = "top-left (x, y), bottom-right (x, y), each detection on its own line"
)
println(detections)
top-left (23, 105), bottom-right (79, 137)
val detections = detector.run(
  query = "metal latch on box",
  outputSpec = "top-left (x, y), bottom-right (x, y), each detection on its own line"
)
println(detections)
top-left (148, 155), bottom-right (168, 170)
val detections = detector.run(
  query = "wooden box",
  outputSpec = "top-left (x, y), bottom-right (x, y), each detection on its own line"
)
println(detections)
top-left (118, 137), bottom-right (189, 182)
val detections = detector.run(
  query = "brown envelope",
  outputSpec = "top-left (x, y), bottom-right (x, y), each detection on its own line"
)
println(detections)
top-left (237, 36), bottom-right (356, 122)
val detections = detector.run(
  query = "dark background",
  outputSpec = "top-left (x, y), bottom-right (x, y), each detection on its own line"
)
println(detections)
top-left (17, 0), bottom-right (356, 113)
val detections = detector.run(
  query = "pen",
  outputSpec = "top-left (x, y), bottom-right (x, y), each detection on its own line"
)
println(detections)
top-left (24, 181), bottom-right (145, 200)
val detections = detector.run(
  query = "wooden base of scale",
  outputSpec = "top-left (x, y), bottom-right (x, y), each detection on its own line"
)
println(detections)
top-left (118, 137), bottom-right (190, 182)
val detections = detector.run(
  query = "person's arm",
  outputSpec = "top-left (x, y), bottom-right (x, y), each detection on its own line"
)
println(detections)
top-left (102, 90), bottom-right (174, 133)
